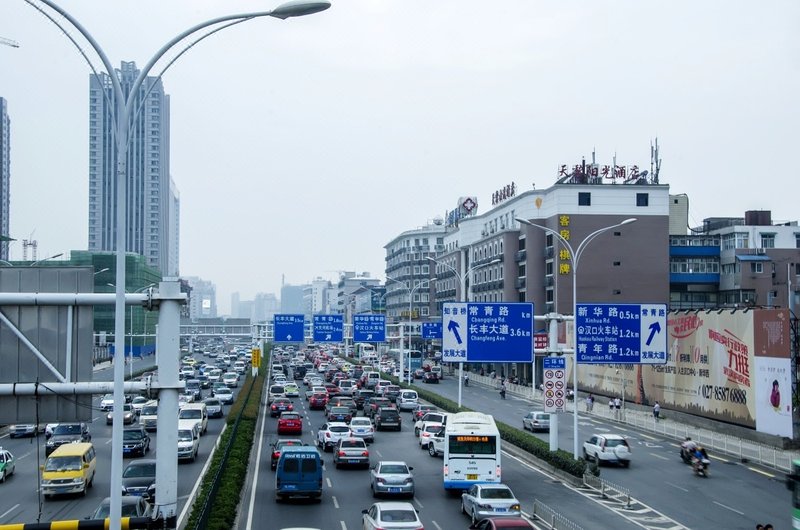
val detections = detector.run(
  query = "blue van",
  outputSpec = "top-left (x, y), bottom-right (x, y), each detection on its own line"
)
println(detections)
top-left (275, 446), bottom-right (323, 502)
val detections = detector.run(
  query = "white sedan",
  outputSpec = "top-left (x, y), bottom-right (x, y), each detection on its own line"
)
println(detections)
top-left (223, 373), bottom-right (239, 388)
top-left (362, 502), bottom-right (423, 530)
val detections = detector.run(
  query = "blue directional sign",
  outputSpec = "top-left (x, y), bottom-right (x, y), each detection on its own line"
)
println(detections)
top-left (353, 314), bottom-right (386, 342)
top-left (576, 303), bottom-right (668, 364)
top-left (422, 322), bottom-right (443, 340)
top-left (313, 315), bottom-right (343, 343)
top-left (442, 302), bottom-right (534, 363)
top-left (273, 314), bottom-right (305, 343)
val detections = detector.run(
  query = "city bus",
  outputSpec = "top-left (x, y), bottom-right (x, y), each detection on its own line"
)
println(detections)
top-left (355, 343), bottom-right (376, 361)
top-left (787, 459), bottom-right (800, 527)
top-left (442, 412), bottom-right (501, 490)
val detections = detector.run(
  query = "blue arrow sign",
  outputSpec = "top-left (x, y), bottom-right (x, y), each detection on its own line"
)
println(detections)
top-left (576, 303), bottom-right (667, 364)
top-left (442, 302), bottom-right (534, 363)
top-left (313, 315), bottom-right (343, 343)
top-left (353, 314), bottom-right (386, 343)
top-left (274, 314), bottom-right (305, 343)
top-left (422, 322), bottom-right (443, 339)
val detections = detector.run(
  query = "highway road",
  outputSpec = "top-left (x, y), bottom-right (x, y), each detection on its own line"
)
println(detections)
top-left (419, 374), bottom-right (790, 530)
top-left (236, 366), bottom-right (789, 530)
top-left (0, 358), bottom-right (236, 526)
top-left (237, 377), bottom-right (644, 530)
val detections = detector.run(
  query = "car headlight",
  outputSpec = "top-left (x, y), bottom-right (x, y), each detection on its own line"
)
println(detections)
top-left (41, 479), bottom-right (52, 485)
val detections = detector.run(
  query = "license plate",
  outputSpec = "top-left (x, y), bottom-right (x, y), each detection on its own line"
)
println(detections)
top-left (495, 508), bottom-right (507, 512)
top-left (348, 460), bottom-right (359, 464)
top-left (466, 474), bottom-right (478, 480)
top-left (388, 487), bottom-right (401, 493)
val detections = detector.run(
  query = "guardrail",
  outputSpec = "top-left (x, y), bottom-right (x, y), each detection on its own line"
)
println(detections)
top-left (531, 499), bottom-right (584, 530)
top-left (583, 472), bottom-right (631, 508)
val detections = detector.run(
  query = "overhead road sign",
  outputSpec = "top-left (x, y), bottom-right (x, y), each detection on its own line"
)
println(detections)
top-left (576, 303), bottom-right (668, 364)
top-left (422, 322), bottom-right (442, 339)
top-left (273, 314), bottom-right (305, 343)
top-left (543, 357), bottom-right (567, 413)
top-left (442, 302), bottom-right (534, 363)
top-left (353, 314), bottom-right (386, 342)
top-left (313, 315), bottom-right (343, 343)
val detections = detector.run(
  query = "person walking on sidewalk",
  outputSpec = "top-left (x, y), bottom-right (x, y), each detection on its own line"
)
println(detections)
top-left (586, 394), bottom-right (594, 412)
top-left (653, 401), bottom-right (661, 422)
top-left (614, 397), bottom-right (621, 419)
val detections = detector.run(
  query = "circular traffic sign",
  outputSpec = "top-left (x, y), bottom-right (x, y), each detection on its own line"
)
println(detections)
top-left (556, 398), bottom-right (564, 407)
top-left (555, 380), bottom-right (564, 389)
top-left (555, 370), bottom-right (564, 379)
top-left (555, 390), bottom-right (564, 398)
top-left (546, 399), bottom-right (555, 408)
top-left (545, 381), bottom-right (554, 389)
top-left (545, 370), bottom-right (554, 378)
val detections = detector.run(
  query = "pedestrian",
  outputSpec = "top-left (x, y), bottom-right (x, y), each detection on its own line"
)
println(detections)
top-left (614, 397), bottom-right (621, 418)
top-left (586, 394), bottom-right (593, 412)
top-left (609, 397), bottom-right (614, 414)
top-left (755, 525), bottom-right (764, 530)
top-left (764, 524), bottom-right (773, 530)
top-left (653, 401), bottom-right (661, 422)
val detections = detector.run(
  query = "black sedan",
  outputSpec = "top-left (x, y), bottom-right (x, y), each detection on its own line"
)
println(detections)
top-left (423, 372), bottom-right (439, 384)
top-left (122, 427), bottom-right (151, 457)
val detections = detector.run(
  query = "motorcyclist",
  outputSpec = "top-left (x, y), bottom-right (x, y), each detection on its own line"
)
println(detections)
top-left (680, 437), bottom-right (697, 463)
top-left (499, 380), bottom-right (507, 399)
top-left (464, 372), bottom-right (469, 386)
top-left (691, 445), bottom-right (709, 474)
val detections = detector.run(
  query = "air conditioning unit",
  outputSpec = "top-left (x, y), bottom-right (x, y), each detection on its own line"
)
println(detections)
top-left (756, 248), bottom-right (766, 255)
top-left (481, 229), bottom-right (488, 237)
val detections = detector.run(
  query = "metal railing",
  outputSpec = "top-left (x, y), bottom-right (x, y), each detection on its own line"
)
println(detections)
top-left (532, 499), bottom-right (584, 530)
top-left (583, 473), bottom-right (631, 508)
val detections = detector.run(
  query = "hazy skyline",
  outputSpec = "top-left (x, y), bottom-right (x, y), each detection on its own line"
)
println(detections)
top-left (2, 1), bottom-right (798, 314)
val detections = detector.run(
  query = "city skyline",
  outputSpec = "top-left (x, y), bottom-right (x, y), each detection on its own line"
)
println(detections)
top-left (1, 1), bottom-right (798, 314)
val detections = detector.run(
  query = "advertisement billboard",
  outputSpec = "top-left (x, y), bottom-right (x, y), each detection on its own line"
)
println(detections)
top-left (577, 308), bottom-right (793, 437)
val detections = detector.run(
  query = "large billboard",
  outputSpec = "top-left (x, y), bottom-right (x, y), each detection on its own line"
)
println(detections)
top-left (577, 308), bottom-right (793, 438)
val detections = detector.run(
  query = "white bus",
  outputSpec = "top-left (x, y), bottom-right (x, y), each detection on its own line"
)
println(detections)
top-left (355, 343), bottom-right (376, 361)
top-left (442, 412), bottom-right (501, 490)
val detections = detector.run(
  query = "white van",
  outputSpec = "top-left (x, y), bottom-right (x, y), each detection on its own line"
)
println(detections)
top-left (397, 390), bottom-right (419, 411)
top-left (179, 403), bottom-right (208, 435)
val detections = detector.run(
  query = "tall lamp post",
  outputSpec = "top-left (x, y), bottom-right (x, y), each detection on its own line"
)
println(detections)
top-left (29, 252), bottom-right (63, 266)
top-left (107, 283), bottom-right (155, 379)
top-left (29, 2), bottom-right (330, 526)
top-left (516, 216), bottom-right (636, 459)
top-left (385, 277), bottom-right (429, 384)
top-left (427, 256), bottom-right (501, 407)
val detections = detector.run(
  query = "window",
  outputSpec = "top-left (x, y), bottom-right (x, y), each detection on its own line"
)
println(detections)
top-left (545, 289), bottom-right (554, 303)
top-left (545, 261), bottom-right (553, 275)
top-left (578, 192), bottom-right (591, 206)
top-left (518, 264), bottom-right (526, 277)
top-left (613, 261), bottom-right (621, 266)
top-left (613, 289), bottom-right (621, 295)
top-left (735, 233), bottom-right (749, 249)
top-left (795, 233), bottom-right (800, 249)
top-left (636, 193), bottom-right (649, 207)
top-left (760, 234), bottom-right (775, 248)
top-left (546, 234), bottom-right (553, 247)
top-left (751, 263), bottom-right (763, 274)
top-left (518, 238), bottom-right (526, 251)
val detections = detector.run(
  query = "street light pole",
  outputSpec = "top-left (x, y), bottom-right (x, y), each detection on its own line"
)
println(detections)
top-left (517, 216), bottom-right (636, 459)
top-left (29, 4), bottom-right (330, 525)
top-left (427, 256), bottom-right (501, 407)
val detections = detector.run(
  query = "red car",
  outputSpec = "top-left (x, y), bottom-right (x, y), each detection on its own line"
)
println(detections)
top-left (469, 518), bottom-right (536, 529)
top-left (277, 412), bottom-right (303, 435)
top-left (324, 383), bottom-right (341, 397)
top-left (309, 392), bottom-right (329, 410)
top-left (270, 438), bottom-right (303, 470)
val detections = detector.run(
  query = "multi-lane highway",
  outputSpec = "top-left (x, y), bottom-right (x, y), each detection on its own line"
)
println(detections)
top-left (235, 364), bottom-right (789, 530)
top-left (0, 357), bottom-right (235, 526)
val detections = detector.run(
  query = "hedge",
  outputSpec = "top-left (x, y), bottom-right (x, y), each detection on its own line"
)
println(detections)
top-left (344, 355), bottom-right (588, 478)
top-left (185, 346), bottom-right (270, 530)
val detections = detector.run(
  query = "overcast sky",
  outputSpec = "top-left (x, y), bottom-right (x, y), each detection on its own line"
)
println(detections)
top-left (2, 1), bottom-right (798, 314)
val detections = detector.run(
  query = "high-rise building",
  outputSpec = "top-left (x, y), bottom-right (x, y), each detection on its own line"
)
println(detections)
top-left (88, 62), bottom-right (179, 276)
top-left (0, 97), bottom-right (10, 261)
top-left (184, 276), bottom-right (217, 321)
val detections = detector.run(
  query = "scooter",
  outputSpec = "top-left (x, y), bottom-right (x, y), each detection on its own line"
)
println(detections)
top-left (499, 388), bottom-right (506, 399)
top-left (464, 377), bottom-right (469, 387)
top-left (692, 457), bottom-right (710, 477)
top-left (680, 447), bottom-right (693, 465)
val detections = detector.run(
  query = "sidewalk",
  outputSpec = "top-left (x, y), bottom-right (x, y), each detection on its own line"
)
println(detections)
top-left (467, 372), bottom-right (799, 473)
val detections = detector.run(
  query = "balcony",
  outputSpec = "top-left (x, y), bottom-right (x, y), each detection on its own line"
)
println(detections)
top-left (515, 249), bottom-right (526, 262)
top-left (544, 247), bottom-right (554, 259)
top-left (544, 276), bottom-right (554, 287)
top-left (515, 277), bottom-right (526, 289)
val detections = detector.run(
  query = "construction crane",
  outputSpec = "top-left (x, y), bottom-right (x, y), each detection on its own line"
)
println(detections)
top-left (0, 37), bottom-right (20, 48)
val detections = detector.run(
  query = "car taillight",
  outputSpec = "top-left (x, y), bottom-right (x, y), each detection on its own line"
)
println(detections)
top-left (362, 450), bottom-right (369, 457)
top-left (325, 432), bottom-right (331, 438)
top-left (338, 451), bottom-right (346, 457)
top-left (271, 405), bottom-right (276, 410)
top-left (273, 451), bottom-right (280, 458)
top-left (288, 405), bottom-right (293, 410)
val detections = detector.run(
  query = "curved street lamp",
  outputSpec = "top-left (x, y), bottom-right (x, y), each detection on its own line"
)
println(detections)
top-left (427, 256), bottom-right (501, 406)
top-left (28, 1), bottom-right (330, 526)
top-left (516, 216), bottom-right (637, 459)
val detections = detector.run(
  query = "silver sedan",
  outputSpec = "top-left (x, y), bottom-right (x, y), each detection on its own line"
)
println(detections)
top-left (461, 483), bottom-right (521, 525)
top-left (369, 461), bottom-right (415, 498)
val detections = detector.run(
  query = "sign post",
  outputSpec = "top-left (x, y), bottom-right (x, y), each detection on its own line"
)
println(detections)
top-left (442, 302), bottom-right (534, 363)
top-left (312, 315), bottom-right (344, 343)
top-left (576, 303), bottom-right (668, 364)
top-left (273, 314), bottom-right (305, 343)
top-left (353, 315), bottom-right (386, 343)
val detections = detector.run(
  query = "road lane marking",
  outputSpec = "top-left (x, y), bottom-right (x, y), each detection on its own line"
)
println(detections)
top-left (666, 482), bottom-right (689, 492)
top-left (340, 522), bottom-right (347, 530)
top-left (0, 504), bottom-right (20, 520)
top-left (649, 452), bottom-right (669, 461)
top-left (332, 495), bottom-right (339, 509)
top-left (16, 451), bottom-right (33, 461)
top-left (105, 439), bottom-right (112, 444)
top-left (431, 521), bottom-right (442, 530)
top-left (710, 454), bottom-right (729, 463)
top-left (748, 466), bottom-right (776, 478)
top-left (638, 432), bottom-right (658, 441)
top-left (413, 497), bottom-right (423, 508)
top-left (244, 404), bottom-right (269, 530)
top-left (713, 501), bottom-right (745, 515)
top-left (326, 477), bottom-right (332, 488)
